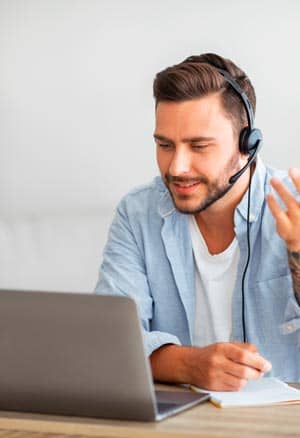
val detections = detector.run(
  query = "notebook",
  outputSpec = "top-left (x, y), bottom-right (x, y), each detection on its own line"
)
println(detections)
top-left (191, 377), bottom-right (300, 408)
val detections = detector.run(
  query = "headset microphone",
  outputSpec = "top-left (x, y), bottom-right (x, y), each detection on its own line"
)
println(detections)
top-left (228, 138), bottom-right (262, 185)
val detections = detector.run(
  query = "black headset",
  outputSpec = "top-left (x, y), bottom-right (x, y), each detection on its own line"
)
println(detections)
top-left (183, 56), bottom-right (263, 176)
top-left (215, 68), bottom-right (263, 184)
top-left (184, 62), bottom-right (262, 343)
top-left (215, 67), bottom-right (262, 343)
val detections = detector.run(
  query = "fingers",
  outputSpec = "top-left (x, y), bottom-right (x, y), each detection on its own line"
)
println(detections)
top-left (203, 373), bottom-right (247, 392)
top-left (268, 170), bottom-right (300, 221)
top-left (269, 177), bottom-right (299, 211)
top-left (266, 192), bottom-right (291, 234)
top-left (188, 343), bottom-right (272, 392)
top-left (289, 167), bottom-right (300, 193)
top-left (224, 359), bottom-right (263, 381)
top-left (267, 172), bottom-right (300, 250)
top-left (226, 344), bottom-right (272, 373)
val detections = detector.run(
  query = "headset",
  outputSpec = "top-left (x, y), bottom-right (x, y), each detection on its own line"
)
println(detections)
top-left (183, 59), bottom-right (263, 342)
top-left (215, 68), bottom-right (263, 184)
top-left (183, 57), bottom-right (263, 179)
top-left (214, 67), bottom-right (263, 343)
top-left (180, 57), bottom-right (262, 341)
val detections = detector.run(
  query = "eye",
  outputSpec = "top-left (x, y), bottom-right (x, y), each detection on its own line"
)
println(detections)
top-left (158, 143), bottom-right (173, 150)
top-left (192, 144), bottom-right (208, 150)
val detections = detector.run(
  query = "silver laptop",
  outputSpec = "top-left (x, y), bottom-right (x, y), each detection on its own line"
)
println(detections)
top-left (0, 289), bottom-right (209, 421)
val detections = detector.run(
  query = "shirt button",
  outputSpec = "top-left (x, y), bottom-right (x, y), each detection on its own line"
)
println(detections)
top-left (249, 214), bottom-right (256, 222)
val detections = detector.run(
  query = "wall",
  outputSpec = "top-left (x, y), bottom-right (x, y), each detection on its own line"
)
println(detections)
top-left (0, 0), bottom-right (299, 292)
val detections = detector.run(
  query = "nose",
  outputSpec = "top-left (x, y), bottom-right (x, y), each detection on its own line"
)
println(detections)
top-left (168, 147), bottom-right (192, 176)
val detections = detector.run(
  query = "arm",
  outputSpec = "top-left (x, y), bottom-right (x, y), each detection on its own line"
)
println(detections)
top-left (95, 198), bottom-right (181, 356)
top-left (288, 250), bottom-right (300, 305)
top-left (266, 167), bottom-right (300, 304)
top-left (97, 199), bottom-right (272, 391)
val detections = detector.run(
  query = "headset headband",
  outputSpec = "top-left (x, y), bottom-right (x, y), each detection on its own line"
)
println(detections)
top-left (183, 56), bottom-right (255, 129)
top-left (215, 68), bottom-right (254, 129)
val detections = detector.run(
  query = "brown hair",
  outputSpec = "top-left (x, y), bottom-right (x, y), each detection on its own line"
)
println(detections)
top-left (153, 53), bottom-right (256, 137)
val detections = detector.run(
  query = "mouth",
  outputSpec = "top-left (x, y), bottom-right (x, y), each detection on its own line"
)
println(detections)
top-left (172, 181), bottom-right (201, 195)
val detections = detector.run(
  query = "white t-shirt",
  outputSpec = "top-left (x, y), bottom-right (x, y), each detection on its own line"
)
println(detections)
top-left (189, 216), bottom-right (240, 347)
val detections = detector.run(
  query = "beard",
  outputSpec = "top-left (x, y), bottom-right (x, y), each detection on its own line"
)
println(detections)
top-left (164, 152), bottom-right (241, 214)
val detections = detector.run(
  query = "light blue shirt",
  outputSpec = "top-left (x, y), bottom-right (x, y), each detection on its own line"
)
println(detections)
top-left (95, 157), bottom-right (300, 381)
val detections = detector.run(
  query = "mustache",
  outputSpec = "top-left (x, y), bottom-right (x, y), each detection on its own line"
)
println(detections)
top-left (165, 174), bottom-right (209, 185)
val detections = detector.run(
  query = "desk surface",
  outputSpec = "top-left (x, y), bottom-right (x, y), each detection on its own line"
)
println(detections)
top-left (0, 383), bottom-right (299, 438)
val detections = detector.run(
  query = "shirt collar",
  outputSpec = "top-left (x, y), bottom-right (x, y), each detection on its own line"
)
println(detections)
top-left (155, 177), bottom-right (176, 218)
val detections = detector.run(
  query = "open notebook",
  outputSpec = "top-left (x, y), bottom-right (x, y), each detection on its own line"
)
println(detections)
top-left (191, 378), bottom-right (300, 408)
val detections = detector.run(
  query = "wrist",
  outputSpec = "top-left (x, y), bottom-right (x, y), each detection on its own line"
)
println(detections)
top-left (175, 345), bottom-right (195, 383)
top-left (150, 344), bottom-right (194, 384)
top-left (287, 244), bottom-right (300, 253)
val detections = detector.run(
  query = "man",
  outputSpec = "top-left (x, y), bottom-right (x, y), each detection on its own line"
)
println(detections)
top-left (95, 53), bottom-right (300, 391)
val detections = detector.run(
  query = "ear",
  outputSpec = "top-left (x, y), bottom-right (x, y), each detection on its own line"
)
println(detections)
top-left (239, 127), bottom-right (251, 154)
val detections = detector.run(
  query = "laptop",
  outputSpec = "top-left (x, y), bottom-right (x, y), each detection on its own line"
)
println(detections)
top-left (0, 289), bottom-right (209, 421)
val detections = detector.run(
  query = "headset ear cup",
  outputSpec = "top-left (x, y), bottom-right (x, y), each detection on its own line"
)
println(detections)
top-left (239, 127), bottom-right (250, 154)
top-left (247, 128), bottom-right (263, 151)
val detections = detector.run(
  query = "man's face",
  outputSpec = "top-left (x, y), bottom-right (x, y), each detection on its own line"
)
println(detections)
top-left (154, 93), bottom-right (244, 214)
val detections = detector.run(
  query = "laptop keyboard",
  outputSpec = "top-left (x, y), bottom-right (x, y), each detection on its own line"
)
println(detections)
top-left (157, 402), bottom-right (182, 415)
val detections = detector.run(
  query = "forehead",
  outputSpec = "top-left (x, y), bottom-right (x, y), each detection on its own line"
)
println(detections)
top-left (155, 93), bottom-right (232, 136)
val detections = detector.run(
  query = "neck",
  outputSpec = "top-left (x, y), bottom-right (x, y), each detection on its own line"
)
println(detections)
top-left (194, 167), bottom-right (251, 254)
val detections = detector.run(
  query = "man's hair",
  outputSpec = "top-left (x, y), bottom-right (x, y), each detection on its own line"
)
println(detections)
top-left (153, 53), bottom-right (256, 137)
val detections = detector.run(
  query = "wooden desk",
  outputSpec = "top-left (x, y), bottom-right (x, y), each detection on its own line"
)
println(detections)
top-left (0, 383), bottom-right (299, 438)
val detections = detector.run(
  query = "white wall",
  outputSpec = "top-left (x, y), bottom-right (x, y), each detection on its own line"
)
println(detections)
top-left (0, 0), bottom-right (299, 292)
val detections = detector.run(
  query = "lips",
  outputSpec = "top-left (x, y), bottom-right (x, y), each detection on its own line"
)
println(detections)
top-left (172, 181), bottom-right (200, 194)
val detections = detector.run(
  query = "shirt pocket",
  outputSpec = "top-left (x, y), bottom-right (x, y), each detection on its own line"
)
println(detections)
top-left (249, 274), bottom-right (297, 345)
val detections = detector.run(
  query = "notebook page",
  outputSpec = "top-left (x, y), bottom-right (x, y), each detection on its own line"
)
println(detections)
top-left (191, 377), bottom-right (300, 408)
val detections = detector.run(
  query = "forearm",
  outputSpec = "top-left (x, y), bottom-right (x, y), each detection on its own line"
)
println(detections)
top-left (288, 249), bottom-right (300, 305)
top-left (150, 342), bottom-right (270, 391)
top-left (150, 344), bottom-right (192, 384)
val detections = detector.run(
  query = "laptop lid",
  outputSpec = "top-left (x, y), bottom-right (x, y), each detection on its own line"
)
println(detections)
top-left (0, 290), bottom-right (209, 421)
top-left (0, 290), bottom-right (158, 420)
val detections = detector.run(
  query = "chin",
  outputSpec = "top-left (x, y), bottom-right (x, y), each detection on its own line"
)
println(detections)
top-left (173, 200), bottom-right (200, 215)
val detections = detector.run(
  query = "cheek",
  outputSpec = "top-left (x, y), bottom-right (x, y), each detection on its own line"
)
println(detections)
top-left (156, 149), bottom-right (169, 174)
top-left (191, 155), bottom-right (216, 176)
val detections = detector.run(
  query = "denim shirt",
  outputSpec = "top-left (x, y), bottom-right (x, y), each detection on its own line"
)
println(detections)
top-left (95, 157), bottom-right (300, 381)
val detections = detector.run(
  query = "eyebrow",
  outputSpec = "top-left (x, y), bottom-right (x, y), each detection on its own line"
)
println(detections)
top-left (153, 134), bottom-right (216, 144)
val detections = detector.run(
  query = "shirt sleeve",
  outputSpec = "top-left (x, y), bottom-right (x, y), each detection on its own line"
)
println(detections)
top-left (280, 293), bottom-right (300, 339)
top-left (94, 199), bottom-right (181, 356)
top-left (278, 243), bottom-right (300, 348)
top-left (277, 178), bottom-right (300, 339)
